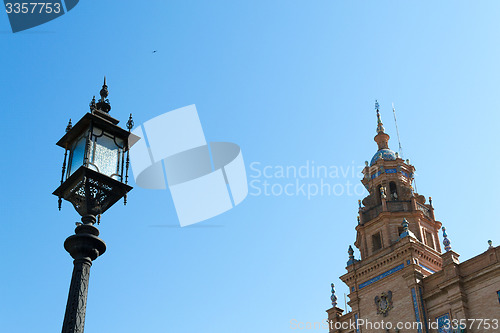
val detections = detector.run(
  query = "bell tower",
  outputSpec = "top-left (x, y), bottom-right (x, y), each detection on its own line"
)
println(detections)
top-left (356, 101), bottom-right (442, 261)
top-left (327, 102), bottom-right (445, 333)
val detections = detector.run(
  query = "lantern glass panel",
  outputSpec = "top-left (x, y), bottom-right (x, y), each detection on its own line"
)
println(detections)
top-left (68, 135), bottom-right (87, 177)
top-left (88, 130), bottom-right (124, 181)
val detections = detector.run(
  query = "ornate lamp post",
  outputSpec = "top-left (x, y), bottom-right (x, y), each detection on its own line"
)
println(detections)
top-left (53, 78), bottom-right (139, 333)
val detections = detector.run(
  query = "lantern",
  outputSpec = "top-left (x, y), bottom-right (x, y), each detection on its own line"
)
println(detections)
top-left (53, 78), bottom-right (139, 217)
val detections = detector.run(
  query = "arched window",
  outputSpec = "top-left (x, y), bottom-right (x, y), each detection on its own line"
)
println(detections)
top-left (424, 230), bottom-right (435, 249)
top-left (372, 232), bottom-right (383, 252)
top-left (376, 184), bottom-right (383, 204)
top-left (389, 181), bottom-right (398, 201)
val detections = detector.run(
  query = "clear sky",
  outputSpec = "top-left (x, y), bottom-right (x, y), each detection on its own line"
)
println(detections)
top-left (1, 1), bottom-right (499, 332)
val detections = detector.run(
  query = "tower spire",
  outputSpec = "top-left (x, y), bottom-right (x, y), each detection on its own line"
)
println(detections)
top-left (373, 100), bottom-right (390, 150)
top-left (375, 100), bottom-right (385, 133)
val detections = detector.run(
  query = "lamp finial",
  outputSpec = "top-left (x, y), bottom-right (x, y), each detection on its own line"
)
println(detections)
top-left (66, 119), bottom-right (72, 133)
top-left (100, 76), bottom-right (108, 99)
top-left (89, 96), bottom-right (96, 112)
top-left (127, 113), bottom-right (134, 131)
top-left (96, 77), bottom-right (111, 113)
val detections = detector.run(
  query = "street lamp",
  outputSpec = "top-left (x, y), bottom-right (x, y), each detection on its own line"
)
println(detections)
top-left (53, 78), bottom-right (139, 333)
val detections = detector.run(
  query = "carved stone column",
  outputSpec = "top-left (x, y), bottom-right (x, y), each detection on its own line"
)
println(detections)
top-left (61, 215), bottom-right (106, 333)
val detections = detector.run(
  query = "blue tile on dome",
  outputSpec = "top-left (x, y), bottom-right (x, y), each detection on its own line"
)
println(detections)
top-left (370, 149), bottom-right (397, 166)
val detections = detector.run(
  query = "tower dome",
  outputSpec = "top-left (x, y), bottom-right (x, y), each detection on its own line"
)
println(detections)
top-left (370, 148), bottom-right (396, 166)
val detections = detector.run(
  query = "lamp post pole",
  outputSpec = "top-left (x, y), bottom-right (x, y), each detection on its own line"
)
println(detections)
top-left (54, 79), bottom-right (138, 333)
top-left (61, 215), bottom-right (105, 333)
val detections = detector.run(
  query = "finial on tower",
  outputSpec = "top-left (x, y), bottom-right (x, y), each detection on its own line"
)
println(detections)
top-left (347, 245), bottom-right (357, 266)
top-left (399, 218), bottom-right (410, 238)
top-left (402, 218), bottom-right (409, 231)
top-left (373, 100), bottom-right (390, 150)
top-left (442, 227), bottom-right (451, 251)
top-left (488, 240), bottom-right (493, 249)
top-left (331, 283), bottom-right (338, 307)
top-left (375, 100), bottom-right (385, 134)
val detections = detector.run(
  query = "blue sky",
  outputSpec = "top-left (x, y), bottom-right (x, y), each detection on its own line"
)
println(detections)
top-left (1, 1), bottom-right (499, 332)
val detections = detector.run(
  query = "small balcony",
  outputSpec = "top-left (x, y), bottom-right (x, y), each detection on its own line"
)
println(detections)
top-left (361, 200), bottom-right (432, 222)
